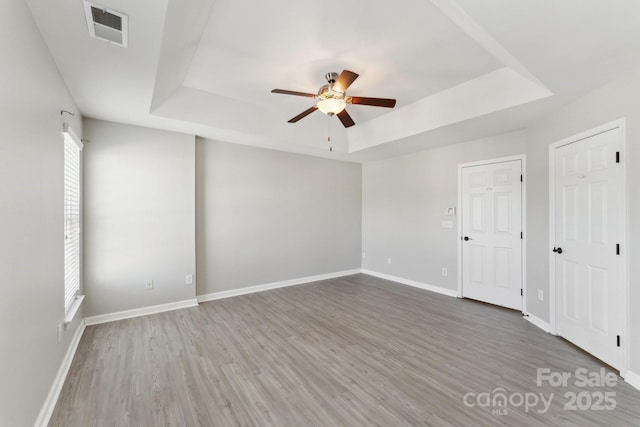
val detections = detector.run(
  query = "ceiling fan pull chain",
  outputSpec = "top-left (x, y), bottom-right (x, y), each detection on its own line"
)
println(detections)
top-left (327, 115), bottom-right (333, 152)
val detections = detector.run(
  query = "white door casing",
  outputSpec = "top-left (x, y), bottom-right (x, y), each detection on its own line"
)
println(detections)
top-left (460, 158), bottom-right (523, 310)
top-left (551, 124), bottom-right (624, 370)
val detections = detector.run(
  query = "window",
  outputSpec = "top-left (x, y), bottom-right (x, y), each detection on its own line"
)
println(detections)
top-left (63, 124), bottom-right (83, 313)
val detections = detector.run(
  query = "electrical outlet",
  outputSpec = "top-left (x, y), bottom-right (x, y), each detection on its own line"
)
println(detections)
top-left (387, 258), bottom-right (392, 265)
top-left (538, 289), bottom-right (544, 301)
top-left (441, 267), bottom-right (448, 277)
top-left (186, 274), bottom-right (193, 285)
top-left (145, 280), bottom-right (153, 290)
top-left (362, 252), bottom-right (366, 259)
top-left (57, 323), bottom-right (63, 343)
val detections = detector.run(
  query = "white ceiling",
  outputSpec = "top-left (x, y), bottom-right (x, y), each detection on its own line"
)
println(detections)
top-left (27, 0), bottom-right (640, 162)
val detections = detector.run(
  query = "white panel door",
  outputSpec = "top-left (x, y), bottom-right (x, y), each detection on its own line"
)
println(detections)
top-left (554, 128), bottom-right (623, 369)
top-left (461, 160), bottom-right (522, 310)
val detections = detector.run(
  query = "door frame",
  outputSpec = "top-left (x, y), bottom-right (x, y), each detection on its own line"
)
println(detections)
top-left (548, 118), bottom-right (628, 374)
top-left (457, 154), bottom-right (527, 313)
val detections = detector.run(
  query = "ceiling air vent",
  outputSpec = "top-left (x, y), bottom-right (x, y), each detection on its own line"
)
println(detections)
top-left (83, 1), bottom-right (128, 47)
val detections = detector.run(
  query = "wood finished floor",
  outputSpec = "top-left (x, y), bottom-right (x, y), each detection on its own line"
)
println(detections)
top-left (50, 274), bottom-right (640, 426)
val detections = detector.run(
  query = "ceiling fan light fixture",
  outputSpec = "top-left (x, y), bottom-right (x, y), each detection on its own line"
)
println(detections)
top-left (271, 69), bottom-right (396, 126)
top-left (317, 98), bottom-right (346, 115)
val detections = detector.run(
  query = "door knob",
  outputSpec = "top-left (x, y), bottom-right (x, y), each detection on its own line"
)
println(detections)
top-left (553, 247), bottom-right (563, 254)
top-left (463, 236), bottom-right (471, 241)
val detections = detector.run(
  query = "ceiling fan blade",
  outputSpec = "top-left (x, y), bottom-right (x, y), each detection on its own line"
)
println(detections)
top-left (349, 96), bottom-right (396, 108)
top-left (334, 70), bottom-right (359, 92)
top-left (336, 109), bottom-right (355, 128)
top-left (288, 106), bottom-right (318, 123)
top-left (271, 89), bottom-right (317, 98)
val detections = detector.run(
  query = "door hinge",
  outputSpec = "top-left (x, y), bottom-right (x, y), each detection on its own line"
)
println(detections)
top-left (520, 232), bottom-right (523, 239)
top-left (520, 289), bottom-right (523, 296)
top-left (520, 174), bottom-right (523, 182)
top-left (617, 335), bottom-right (621, 347)
top-left (616, 151), bottom-right (620, 163)
top-left (616, 244), bottom-right (620, 255)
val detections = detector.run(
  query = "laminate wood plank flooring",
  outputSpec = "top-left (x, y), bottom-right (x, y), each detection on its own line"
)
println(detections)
top-left (50, 274), bottom-right (640, 426)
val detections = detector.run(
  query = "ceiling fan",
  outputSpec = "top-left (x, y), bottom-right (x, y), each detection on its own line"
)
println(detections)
top-left (271, 70), bottom-right (396, 128)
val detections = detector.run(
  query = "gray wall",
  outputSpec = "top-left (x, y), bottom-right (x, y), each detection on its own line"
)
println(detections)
top-left (362, 131), bottom-right (526, 290)
top-left (525, 67), bottom-right (640, 376)
top-left (196, 138), bottom-right (362, 295)
top-left (83, 119), bottom-right (196, 317)
top-left (0, 0), bottom-right (84, 425)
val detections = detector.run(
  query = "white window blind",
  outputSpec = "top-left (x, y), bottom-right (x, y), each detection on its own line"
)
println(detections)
top-left (63, 125), bottom-right (83, 312)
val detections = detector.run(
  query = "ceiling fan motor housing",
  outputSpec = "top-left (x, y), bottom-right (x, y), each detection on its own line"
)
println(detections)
top-left (318, 84), bottom-right (345, 99)
top-left (319, 72), bottom-right (347, 100)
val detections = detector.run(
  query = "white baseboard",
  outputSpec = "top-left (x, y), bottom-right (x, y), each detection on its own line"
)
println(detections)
top-left (197, 269), bottom-right (362, 303)
top-left (622, 370), bottom-right (640, 391)
top-left (523, 313), bottom-right (551, 333)
top-left (84, 298), bottom-right (199, 326)
top-left (361, 269), bottom-right (459, 298)
top-left (35, 320), bottom-right (86, 427)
